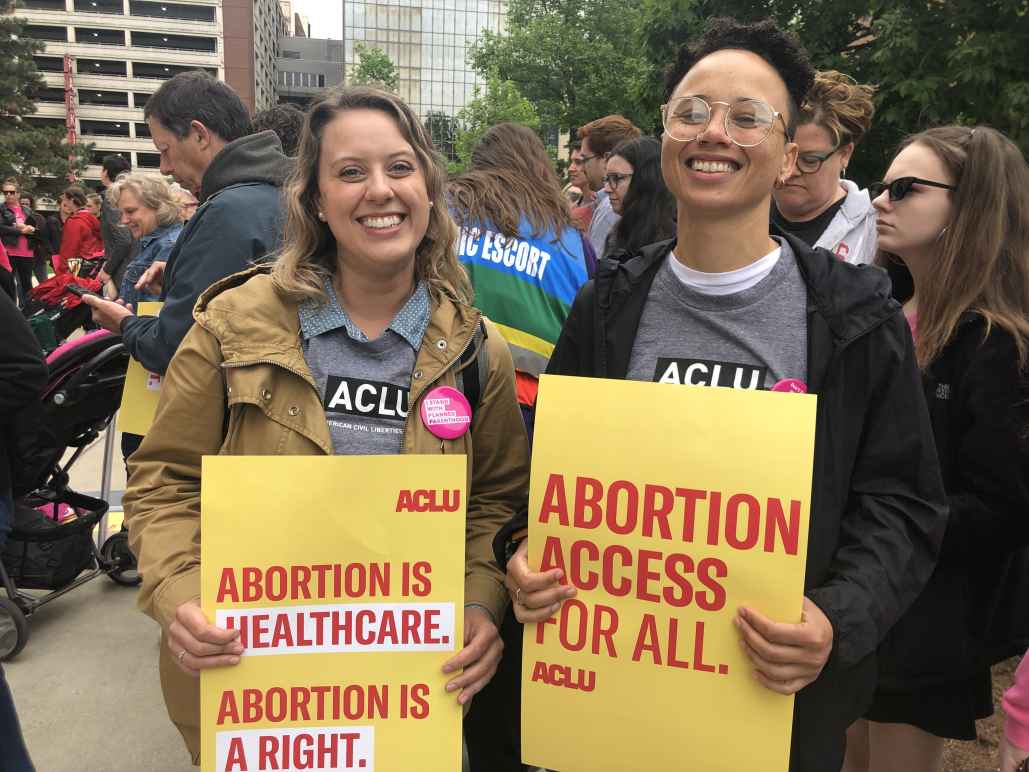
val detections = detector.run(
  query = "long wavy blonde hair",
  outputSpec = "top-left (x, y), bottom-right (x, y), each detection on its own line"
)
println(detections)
top-left (272, 86), bottom-right (470, 305)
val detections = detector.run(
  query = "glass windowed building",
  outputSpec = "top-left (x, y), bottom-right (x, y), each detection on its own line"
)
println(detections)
top-left (343, 0), bottom-right (507, 118)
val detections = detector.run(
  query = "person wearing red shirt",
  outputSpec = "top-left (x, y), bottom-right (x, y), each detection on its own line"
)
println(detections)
top-left (55, 185), bottom-right (104, 274)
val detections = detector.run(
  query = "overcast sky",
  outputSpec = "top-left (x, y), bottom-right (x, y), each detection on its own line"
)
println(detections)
top-left (289, 0), bottom-right (343, 40)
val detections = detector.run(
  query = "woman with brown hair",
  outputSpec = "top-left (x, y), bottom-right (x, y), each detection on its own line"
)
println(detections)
top-left (772, 70), bottom-right (878, 264)
top-left (122, 86), bottom-right (529, 762)
top-left (450, 122), bottom-right (592, 428)
top-left (844, 125), bottom-right (1029, 771)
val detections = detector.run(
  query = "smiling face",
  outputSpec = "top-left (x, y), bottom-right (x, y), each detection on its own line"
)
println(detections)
top-left (872, 141), bottom-right (955, 267)
top-left (117, 188), bottom-right (159, 239)
top-left (661, 49), bottom-right (797, 220)
top-left (316, 108), bottom-right (430, 281)
top-left (603, 155), bottom-right (634, 214)
top-left (774, 122), bottom-right (853, 221)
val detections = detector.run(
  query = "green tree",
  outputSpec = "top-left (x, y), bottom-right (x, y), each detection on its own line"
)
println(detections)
top-left (424, 110), bottom-right (459, 162)
top-left (350, 43), bottom-right (399, 92)
top-left (451, 72), bottom-right (540, 172)
top-left (0, 1), bottom-right (91, 197)
top-left (631, 0), bottom-right (1029, 182)
top-left (469, 0), bottom-right (649, 132)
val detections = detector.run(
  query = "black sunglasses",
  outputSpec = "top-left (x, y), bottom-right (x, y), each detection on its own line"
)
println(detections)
top-left (868, 176), bottom-right (956, 202)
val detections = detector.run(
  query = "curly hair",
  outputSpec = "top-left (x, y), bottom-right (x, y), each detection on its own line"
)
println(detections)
top-left (105, 172), bottom-right (182, 228)
top-left (664, 17), bottom-right (815, 135)
top-left (252, 104), bottom-right (306, 157)
top-left (800, 70), bottom-right (877, 147)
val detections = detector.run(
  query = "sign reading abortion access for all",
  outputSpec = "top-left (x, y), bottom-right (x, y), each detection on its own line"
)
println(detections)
top-left (116, 300), bottom-right (163, 436)
top-left (523, 375), bottom-right (817, 772)
top-left (200, 456), bottom-right (466, 772)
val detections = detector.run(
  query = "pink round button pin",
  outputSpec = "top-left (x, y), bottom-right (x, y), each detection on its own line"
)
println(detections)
top-left (771, 378), bottom-right (808, 394)
top-left (419, 385), bottom-right (472, 439)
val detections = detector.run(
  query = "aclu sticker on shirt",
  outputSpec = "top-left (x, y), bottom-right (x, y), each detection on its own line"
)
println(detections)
top-left (322, 375), bottom-right (410, 451)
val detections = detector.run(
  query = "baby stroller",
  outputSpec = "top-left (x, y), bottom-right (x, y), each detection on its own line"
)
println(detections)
top-left (22, 274), bottom-right (103, 353)
top-left (0, 328), bottom-right (140, 661)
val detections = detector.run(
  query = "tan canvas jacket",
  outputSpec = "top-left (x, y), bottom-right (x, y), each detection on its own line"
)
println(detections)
top-left (122, 267), bottom-right (529, 761)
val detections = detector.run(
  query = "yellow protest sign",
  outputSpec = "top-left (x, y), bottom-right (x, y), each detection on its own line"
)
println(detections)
top-left (117, 300), bottom-right (163, 436)
top-left (523, 375), bottom-right (817, 772)
top-left (200, 455), bottom-right (466, 772)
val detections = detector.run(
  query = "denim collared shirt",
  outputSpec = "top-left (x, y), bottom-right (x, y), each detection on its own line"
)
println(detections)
top-left (298, 276), bottom-right (430, 348)
top-left (119, 221), bottom-right (183, 306)
top-left (298, 277), bottom-right (431, 455)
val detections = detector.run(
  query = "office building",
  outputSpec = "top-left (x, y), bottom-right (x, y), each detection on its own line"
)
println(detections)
top-left (276, 35), bottom-right (345, 106)
top-left (343, 0), bottom-right (507, 118)
top-left (14, 0), bottom-right (282, 184)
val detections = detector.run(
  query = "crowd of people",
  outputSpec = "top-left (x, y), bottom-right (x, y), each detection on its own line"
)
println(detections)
top-left (1, 14), bottom-right (1027, 772)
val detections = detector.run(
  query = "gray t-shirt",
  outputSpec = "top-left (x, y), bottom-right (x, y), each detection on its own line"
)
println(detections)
top-left (627, 242), bottom-right (808, 390)
top-left (299, 279), bottom-right (430, 455)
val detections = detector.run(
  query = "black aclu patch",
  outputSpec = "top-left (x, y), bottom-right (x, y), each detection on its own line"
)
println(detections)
top-left (653, 357), bottom-right (767, 390)
top-left (323, 376), bottom-right (409, 421)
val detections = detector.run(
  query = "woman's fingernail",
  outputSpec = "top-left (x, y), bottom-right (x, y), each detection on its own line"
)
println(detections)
top-left (229, 657), bottom-right (240, 665)
top-left (550, 603), bottom-right (561, 613)
top-left (445, 682), bottom-right (457, 692)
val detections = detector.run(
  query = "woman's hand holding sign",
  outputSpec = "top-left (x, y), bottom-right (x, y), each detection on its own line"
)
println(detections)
top-left (442, 606), bottom-right (503, 705)
top-left (735, 597), bottom-right (833, 694)
top-left (169, 600), bottom-right (244, 677)
top-left (505, 539), bottom-right (577, 623)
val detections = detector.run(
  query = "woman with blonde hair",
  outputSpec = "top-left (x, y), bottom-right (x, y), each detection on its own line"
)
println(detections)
top-left (105, 173), bottom-right (183, 304)
top-left (844, 125), bottom-right (1029, 771)
top-left (772, 70), bottom-right (878, 264)
top-left (121, 86), bottom-right (528, 762)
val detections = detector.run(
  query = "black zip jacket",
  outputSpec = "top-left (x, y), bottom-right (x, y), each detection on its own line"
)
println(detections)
top-left (0, 288), bottom-right (47, 500)
top-left (495, 235), bottom-right (948, 771)
top-left (875, 275), bottom-right (1029, 691)
top-left (0, 204), bottom-right (37, 249)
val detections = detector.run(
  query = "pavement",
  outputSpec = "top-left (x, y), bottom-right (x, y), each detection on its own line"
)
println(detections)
top-left (4, 426), bottom-right (196, 772)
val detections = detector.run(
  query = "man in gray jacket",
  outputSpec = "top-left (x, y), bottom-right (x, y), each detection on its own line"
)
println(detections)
top-left (84, 71), bottom-right (290, 375)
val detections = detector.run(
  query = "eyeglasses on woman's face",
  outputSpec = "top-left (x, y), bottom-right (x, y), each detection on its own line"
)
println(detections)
top-left (795, 146), bottom-right (840, 175)
top-left (868, 176), bottom-right (956, 203)
top-left (602, 172), bottom-right (632, 189)
top-left (3, 189), bottom-right (18, 197)
top-left (661, 96), bottom-right (789, 148)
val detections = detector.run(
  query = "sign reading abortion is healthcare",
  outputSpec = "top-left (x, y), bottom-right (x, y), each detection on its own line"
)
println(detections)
top-left (200, 455), bottom-right (465, 772)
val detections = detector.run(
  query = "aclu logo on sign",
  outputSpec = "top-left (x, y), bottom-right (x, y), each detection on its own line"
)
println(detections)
top-left (323, 376), bottom-right (409, 420)
top-left (654, 357), bottom-right (767, 390)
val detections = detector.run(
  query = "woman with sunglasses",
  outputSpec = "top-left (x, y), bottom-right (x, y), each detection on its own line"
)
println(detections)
top-left (771, 70), bottom-right (877, 264)
top-left (495, 17), bottom-right (947, 772)
top-left (601, 136), bottom-right (676, 261)
top-left (842, 125), bottom-right (1029, 772)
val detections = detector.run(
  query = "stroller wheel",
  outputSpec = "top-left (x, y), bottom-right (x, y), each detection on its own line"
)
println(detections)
top-left (101, 531), bottom-right (142, 587)
top-left (0, 597), bottom-right (29, 661)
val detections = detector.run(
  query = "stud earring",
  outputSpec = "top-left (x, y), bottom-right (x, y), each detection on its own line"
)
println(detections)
top-left (317, 211), bottom-right (325, 221)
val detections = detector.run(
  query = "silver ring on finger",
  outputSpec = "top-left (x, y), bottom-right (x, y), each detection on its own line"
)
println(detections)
top-left (515, 586), bottom-right (522, 604)
top-left (178, 649), bottom-right (187, 665)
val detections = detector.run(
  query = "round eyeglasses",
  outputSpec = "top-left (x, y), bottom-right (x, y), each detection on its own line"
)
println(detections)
top-left (661, 96), bottom-right (789, 148)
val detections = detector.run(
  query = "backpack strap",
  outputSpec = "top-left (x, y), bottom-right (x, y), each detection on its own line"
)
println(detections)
top-left (455, 319), bottom-right (488, 421)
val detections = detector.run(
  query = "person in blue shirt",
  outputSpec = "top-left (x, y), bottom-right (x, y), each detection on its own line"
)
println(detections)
top-left (106, 173), bottom-right (184, 307)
